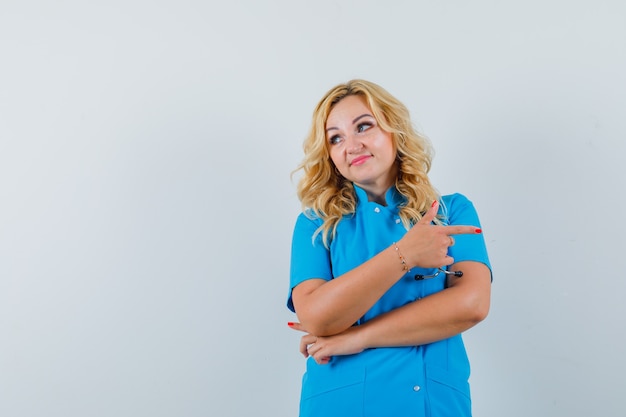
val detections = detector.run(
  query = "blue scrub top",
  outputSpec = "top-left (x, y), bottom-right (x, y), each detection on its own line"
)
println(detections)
top-left (288, 186), bottom-right (491, 417)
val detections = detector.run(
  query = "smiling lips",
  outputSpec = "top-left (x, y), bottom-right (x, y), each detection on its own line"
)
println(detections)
top-left (350, 155), bottom-right (372, 166)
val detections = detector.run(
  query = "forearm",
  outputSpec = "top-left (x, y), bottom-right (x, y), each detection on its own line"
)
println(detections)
top-left (357, 263), bottom-right (491, 348)
top-left (293, 244), bottom-right (407, 336)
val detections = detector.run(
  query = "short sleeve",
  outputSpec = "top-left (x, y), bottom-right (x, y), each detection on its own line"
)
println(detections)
top-left (443, 194), bottom-right (492, 279)
top-left (287, 213), bottom-right (333, 312)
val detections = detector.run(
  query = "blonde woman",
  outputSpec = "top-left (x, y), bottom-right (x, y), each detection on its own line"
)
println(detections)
top-left (287, 79), bottom-right (492, 417)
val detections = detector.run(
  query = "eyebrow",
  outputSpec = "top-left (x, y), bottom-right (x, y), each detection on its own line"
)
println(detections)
top-left (325, 113), bottom-right (374, 133)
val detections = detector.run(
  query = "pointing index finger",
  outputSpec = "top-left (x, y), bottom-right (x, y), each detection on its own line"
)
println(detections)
top-left (445, 226), bottom-right (483, 236)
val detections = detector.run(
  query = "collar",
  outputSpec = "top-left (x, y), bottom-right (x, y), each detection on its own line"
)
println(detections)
top-left (354, 184), bottom-right (405, 209)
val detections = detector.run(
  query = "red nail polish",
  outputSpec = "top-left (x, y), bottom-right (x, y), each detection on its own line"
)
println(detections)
top-left (287, 322), bottom-right (295, 327)
top-left (475, 228), bottom-right (482, 233)
top-left (431, 200), bottom-right (438, 208)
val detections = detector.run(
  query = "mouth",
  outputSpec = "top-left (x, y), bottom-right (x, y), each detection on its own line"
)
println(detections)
top-left (350, 155), bottom-right (372, 166)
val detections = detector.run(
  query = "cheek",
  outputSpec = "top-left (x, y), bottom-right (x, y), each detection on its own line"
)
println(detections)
top-left (381, 135), bottom-right (396, 158)
top-left (329, 149), bottom-right (350, 178)
top-left (329, 148), bottom-right (343, 167)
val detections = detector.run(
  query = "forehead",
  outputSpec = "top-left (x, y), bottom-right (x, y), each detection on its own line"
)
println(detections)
top-left (326, 95), bottom-right (372, 126)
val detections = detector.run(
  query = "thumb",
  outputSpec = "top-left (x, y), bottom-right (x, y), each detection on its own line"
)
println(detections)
top-left (417, 200), bottom-right (439, 225)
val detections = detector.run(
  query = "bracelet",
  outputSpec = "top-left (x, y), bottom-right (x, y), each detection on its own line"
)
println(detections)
top-left (392, 242), bottom-right (409, 271)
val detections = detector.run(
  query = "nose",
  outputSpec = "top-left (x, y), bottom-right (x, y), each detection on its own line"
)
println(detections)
top-left (346, 134), bottom-right (363, 154)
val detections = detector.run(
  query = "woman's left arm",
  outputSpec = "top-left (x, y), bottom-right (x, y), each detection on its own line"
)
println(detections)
top-left (296, 261), bottom-right (491, 364)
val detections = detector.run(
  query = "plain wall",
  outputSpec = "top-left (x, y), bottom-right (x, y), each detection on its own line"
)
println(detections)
top-left (1, 1), bottom-right (625, 416)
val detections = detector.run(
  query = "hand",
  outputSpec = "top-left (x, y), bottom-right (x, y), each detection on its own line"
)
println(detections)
top-left (398, 201), bottom-right (481, 269)
top-left (288, 322), bottom-right (366, 365)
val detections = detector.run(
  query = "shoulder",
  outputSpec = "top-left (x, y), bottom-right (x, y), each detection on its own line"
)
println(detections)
top-left (292, 210), bottom-right (325, 243)
top-left (295, 209), bottom-right (324, 227)
top-left (440, 193), bottom-right (480, 225)
top-left (441, 192), bottom-right (471, 207)
top-left (441, 193), bottom-right (473, 212)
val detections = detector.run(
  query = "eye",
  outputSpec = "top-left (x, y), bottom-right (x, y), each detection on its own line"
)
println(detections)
top-left (357, 122), bottom-right (373, 133)
top-left (328, 134), bottom-right (342, 145)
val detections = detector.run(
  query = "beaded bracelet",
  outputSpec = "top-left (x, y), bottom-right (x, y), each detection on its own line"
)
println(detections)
top-left (392, 242), bottom-right (409, 272)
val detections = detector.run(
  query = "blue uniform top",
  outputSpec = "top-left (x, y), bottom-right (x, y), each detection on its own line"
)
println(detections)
top-left (288, 185), bottom-right (492, 417)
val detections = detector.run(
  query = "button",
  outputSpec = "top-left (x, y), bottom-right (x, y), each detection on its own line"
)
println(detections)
top-left (413, 385), bottom-right (421, 392)
top-left (374, 207), bottom-right (380, 213)
top-left (395, 219), bottom-right (401, 224)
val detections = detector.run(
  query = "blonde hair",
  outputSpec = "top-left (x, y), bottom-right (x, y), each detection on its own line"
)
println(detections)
top-left (294, 79), bottom-right (441, 247)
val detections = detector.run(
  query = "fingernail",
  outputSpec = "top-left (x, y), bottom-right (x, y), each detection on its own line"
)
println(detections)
top-left (431, 200), bottom-right (438, 208)
top-left (475, 228), bottom-right (482, 233)
top-left (287, 322), bottom-right (295, 327)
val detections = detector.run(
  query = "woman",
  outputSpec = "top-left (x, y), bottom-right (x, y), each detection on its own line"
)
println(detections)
top-left (287, 79), bottom-right (492, 417)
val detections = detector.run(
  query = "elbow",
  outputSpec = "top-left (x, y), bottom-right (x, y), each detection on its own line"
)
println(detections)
top-left (451, 262), bottom-right (491, 325)
top-left (459, 276), bottom-right (491, 325)
top-left (296, 303), bottom-right (349, 336)
top-left (471, 301), bottom-right (490, 324)
top-left (296, 315), bottom-right (321, 336)
top-left (463, 292), bottom-right (490, 325)
top-left (305, 325), bottom-right (336, 338)
top-left (292, 281), bottom-right (349, 336)
top-left (293, 294), bottom-right (352, 336)
top-left (296, 313), bottom-right (343, 337)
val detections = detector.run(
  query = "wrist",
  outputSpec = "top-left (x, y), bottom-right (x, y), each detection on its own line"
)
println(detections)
top-left (391, 241), bottom-right (411, 271)
top-left (354, 321), bottom-right (376, 350)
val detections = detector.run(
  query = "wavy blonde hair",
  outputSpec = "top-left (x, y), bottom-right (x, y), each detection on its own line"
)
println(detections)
top-left (294, 79), bottom-right (441, 247)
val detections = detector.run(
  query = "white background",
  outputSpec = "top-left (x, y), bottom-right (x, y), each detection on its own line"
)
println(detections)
top-left (1, 1), bottom-right (625, 416)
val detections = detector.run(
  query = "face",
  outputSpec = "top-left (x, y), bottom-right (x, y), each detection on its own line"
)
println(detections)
top-left (325, 95), bottom-right (397, 201)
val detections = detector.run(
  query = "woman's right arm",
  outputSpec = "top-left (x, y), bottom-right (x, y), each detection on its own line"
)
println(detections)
top-left (292, 245), bottom-right (406, 337)
top-left (291, 201), bottom-right (480, 336)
